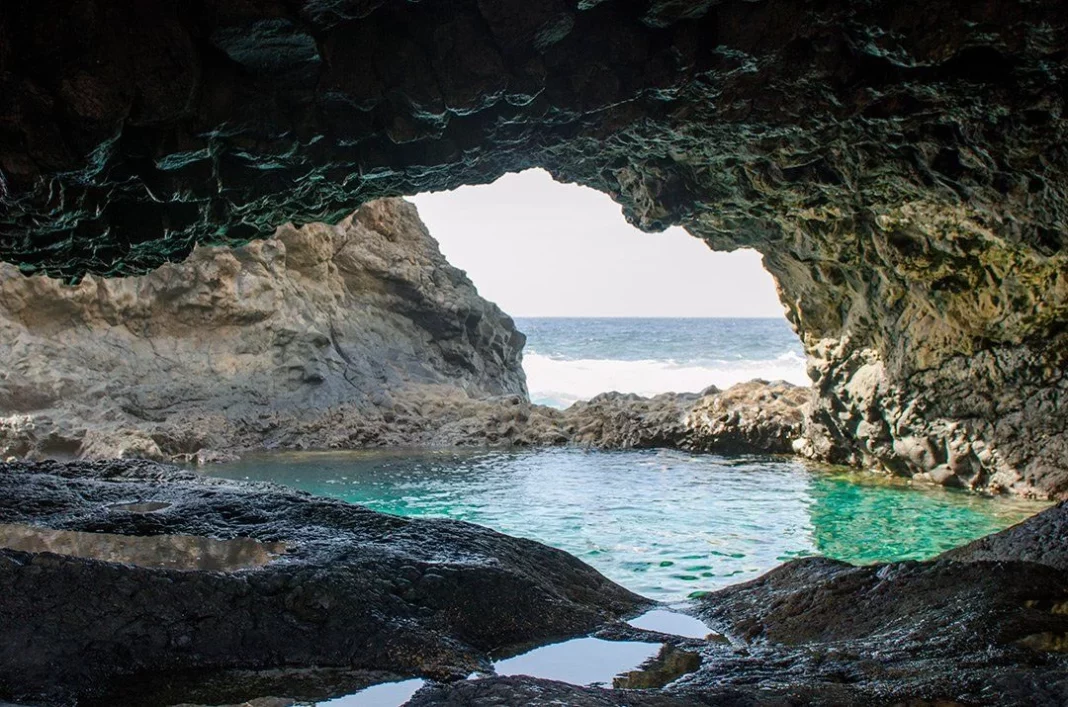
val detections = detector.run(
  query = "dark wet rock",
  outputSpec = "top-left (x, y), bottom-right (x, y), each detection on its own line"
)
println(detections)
top-left (407, 502), bottom-right (1068, 706)
top-left (407, 676), bottom-right (705, 706)
top-left (98, 667), bottom-right (417, 707)
top-left (3, 0), bottom-right (1068, 494)
top-left (942, 500), bottom-right (1068, 570)
top-left (3, 459), bottom-right (1068, 705)
top-left (682, 556), bottom-right (1068, 705)
top-left (0, 459), bottom-right (645, 706)
top-left (698, 557), bottom-right (1068, 648)
top-left (415, 561), bottom-right (1068, 705)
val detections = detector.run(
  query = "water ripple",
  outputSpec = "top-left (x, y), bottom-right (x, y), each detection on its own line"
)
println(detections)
top-left (209, 448), bottom-right (1048, 601)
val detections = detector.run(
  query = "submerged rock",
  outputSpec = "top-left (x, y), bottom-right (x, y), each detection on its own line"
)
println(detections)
top-left (0, 459), bottom-right (645, 706)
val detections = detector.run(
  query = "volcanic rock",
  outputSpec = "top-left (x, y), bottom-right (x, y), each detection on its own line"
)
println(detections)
top-left (408, 502), bottom-right (1068, 706)
top-left (4, 0), bottom-right (1068, 494)
top-left (0, 459), bottom-right (645, 706)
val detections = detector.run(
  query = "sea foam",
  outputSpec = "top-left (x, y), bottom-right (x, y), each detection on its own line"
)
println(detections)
top-left (524, 351), bottom-right (809, 408)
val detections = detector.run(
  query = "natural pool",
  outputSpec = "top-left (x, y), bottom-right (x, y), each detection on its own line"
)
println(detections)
top-left (208, 447), bottom-right (1048, 602)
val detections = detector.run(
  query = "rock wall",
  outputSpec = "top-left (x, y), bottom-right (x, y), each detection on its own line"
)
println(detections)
top-left (0, 198), bottom-right (527, 460)
top-left (1, 1), bottom-right (1067, 495)
top-left (0, 194), bottom-right (806, 462)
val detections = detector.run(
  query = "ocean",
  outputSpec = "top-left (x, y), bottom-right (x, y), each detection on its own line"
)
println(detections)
top-left (514, 317), bottom-right (808, 408)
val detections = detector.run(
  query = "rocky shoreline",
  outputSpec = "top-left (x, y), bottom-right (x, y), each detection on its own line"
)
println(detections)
top-left (0, 198), bottom-right (810, 472)
top-left (1, 1), bottom-right (1068, 704)
top-left (5, 196), bottom-right (1065, 501)
top-left (1, 458), bottom-right (1066, 706)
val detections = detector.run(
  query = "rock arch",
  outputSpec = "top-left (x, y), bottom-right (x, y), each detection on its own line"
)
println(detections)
top-left (2, 0), bottom-right (1067, 494)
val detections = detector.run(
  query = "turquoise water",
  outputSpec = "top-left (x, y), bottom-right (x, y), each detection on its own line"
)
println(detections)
top-left (208, 448), bottom-right (1046, 601)
top-left (515, 317), bottom-right (808, 407)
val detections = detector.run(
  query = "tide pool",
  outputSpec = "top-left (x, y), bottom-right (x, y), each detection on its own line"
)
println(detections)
top-left (208, 448), bottom-right (1047, 601)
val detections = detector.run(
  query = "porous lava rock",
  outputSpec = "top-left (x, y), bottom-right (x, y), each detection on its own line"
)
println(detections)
top-left (0, 198), bottom-right (526, 461)
top-left (329, 378), bottom-right (808, 453)
top-left (560, 380), bottom-right (808, 453)
top-left (3, 466), bottom-right (1068, 705)
top-left (0, 459), bottom-right (645, 706)
top-left (2, 0), bottom-right (1067, 495)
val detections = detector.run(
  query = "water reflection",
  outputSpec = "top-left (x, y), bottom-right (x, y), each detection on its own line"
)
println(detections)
top-left (494, 637), bottom-right (661, 686)
top-left (626, 609), bottom-right (716, 639)
top-left (612, 644), bottom-right (701, 689)
top-left (317, 679), bottom-right (425, 706)
top-left (0, 523), bottom-right (286, 571)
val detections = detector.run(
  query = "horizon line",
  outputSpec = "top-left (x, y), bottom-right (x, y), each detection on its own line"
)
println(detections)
top-left (508, 314), bottom-right (789, 319)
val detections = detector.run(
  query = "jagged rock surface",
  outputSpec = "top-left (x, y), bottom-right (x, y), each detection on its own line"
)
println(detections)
top-left (0, 213), bottom-right (809, 460)
top-left (2, 0), bottom-right (1067, 495)
top-left (408, 505), bottom-right (1068, 706)
top-left (5, 458), bottom-right (1068, 706)
top-left (0, 459), bottom-right (645, 706)
top-left (943, 500), bottom-right (1068, 570)
top-left (561, 381), bottom-right (808, 453)
top-left (0, 198), bottom-right (527, 461)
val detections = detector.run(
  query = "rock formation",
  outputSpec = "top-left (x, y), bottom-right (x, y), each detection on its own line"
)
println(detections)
top-left (0, 193), bottom-right (807, 462)
top-left (2, 0), bottom-right (1067, 495)
top-left (0, 191), bottom-right (807, 461)
top-left (4, 456), bottom-right (1068, 706)
top-left (413, 508), bottom-right (1068, 707)
top-left (368, 380), bottom-right (808, 453)
top-left (0, 459), bottom-right (645, 705)
top-left (3, 1), bottom-right (1068, 698)
top-left (0, 198), bottom-right (527, 461)
top-left (564, 381), bottom-right (808, 453)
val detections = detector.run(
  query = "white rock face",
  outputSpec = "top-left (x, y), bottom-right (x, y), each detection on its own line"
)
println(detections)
top-left (0, 199), bottom-right (527, 461)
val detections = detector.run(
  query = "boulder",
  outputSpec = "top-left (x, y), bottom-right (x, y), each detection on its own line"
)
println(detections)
top-left (0, 459), bottom-right (645, 705)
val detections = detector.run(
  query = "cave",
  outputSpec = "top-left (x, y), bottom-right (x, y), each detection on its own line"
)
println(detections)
top-left (4, 0), bottom-right (1067, 495)
top-left (2, 1), bottom-right (1068, 705)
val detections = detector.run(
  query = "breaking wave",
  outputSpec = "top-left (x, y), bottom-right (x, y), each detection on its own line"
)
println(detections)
top-left (524, 351), bottom-right (808, 409)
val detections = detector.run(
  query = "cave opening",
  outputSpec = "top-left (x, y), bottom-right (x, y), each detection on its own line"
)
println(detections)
top-left (409, 168), bottom-right (807, 407)
top-left (2, 0), bottom-right (1068, 703)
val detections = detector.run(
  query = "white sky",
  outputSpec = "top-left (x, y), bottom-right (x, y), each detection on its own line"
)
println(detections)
top-left (409, 169), bottom-right (786, 318)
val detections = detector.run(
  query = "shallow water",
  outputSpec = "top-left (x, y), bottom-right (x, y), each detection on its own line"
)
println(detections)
top-left (322, 608), bottom-right (709, 704)
top-left (0, 523), bottom-right (285, 571)
top-left (320, 679), bottom-right (426, 706)
top-left (494, 637), bottom-right (663, 686)
top-left (627, 609), bottom-right (716, 639)
top-left (208, 447), bottom-right (1047, 601)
